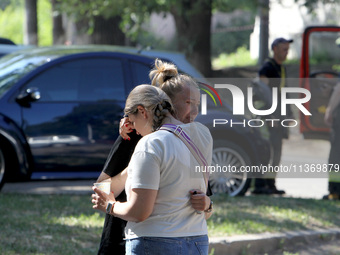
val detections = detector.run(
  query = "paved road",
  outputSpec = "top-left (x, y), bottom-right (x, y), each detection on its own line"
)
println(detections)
top-left (276, 127), bottom-right (330, 199)
top-left (2, 179), bottom-right (96, 194)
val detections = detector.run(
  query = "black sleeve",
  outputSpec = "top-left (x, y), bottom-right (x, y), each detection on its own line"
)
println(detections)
top-left (206, 181), bottom-right (213, 196)
top-left (259, 61), bottom-right (279, 79)
top-left (102, 131), bottom-right (141, 177)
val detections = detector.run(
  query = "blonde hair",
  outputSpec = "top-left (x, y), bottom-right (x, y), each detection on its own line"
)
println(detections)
top-left (149, 59), bottom-right (199, 102)
top-left (124, 85), bottom-right (174, 131)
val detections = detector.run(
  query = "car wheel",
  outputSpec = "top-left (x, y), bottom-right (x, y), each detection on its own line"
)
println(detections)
top-left (209, 141), bottom-right (251, 196)
top-left (0, 145), bottom-right (6, 191)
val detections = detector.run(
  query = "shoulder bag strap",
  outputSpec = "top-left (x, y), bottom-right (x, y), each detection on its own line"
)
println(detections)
top-left (159, 124), bottom-right (209, 188)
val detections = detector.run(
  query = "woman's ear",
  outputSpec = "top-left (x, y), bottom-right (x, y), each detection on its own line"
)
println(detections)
top-left (137, 105), bottom-right (148, 119)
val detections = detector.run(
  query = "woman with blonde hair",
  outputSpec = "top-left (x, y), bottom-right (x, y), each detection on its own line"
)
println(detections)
top-left (93, 83), bottom-right (212, 255)
top-left (94, 59), bottom-right (212, 255)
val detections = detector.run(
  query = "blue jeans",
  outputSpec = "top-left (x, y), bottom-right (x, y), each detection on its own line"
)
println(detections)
top-left (125, 235), bottom-right (209, 255)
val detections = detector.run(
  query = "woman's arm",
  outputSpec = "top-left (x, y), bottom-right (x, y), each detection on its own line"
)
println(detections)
top-left (190, 190), bottom-right (213, 220)
top-left (110, 168), bottom-right (127, 198)
top-left (95, 168), bottom-right (128, 198)
top-left (96, 172), bottom-right (111, 183)
top-left (92, 186), bottom-right (157, 222)
top-left (113, 188), bottom-right (157, 222)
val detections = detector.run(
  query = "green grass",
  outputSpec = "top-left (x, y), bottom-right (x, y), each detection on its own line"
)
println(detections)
top-left (1, 193), bottom-right (340, 254)
top-left (0, 194), bottom-right (103, 255)
top-left (208, 194), bottom-right (340, 237)
top-left (212, 46), bottom-right (301, 70)
top-left (212, 46), bottom-right (257, 69)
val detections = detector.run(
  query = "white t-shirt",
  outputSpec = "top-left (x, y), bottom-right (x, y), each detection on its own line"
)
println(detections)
top-left (125, 122), bottom-right (213, 239)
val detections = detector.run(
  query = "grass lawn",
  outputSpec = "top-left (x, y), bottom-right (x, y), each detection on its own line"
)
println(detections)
top-left (1, 193), bottom-right (339, 254)
top-left (208, 194), bottom-right (340, 237)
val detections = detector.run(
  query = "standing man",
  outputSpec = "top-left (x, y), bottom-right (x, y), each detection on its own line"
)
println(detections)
top-left (252, 37), bottom-right (293, 195)
top-left (324, 82), bottom-right (340, 200)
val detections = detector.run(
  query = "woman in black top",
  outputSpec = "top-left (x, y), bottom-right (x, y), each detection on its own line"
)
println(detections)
top-left (95, 59), bottom-right (213, 255)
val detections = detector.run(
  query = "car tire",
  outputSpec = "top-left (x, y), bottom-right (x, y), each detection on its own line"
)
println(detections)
top-left (209, 141), bottom-right (251, 196)
top-left (0, 144), bottom-right (7, 191)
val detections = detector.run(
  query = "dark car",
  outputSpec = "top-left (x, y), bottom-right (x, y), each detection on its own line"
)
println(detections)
top-left (0, 45), bottom-right (270, 196)
top-left (0, 44), bottom-right (32, 58)
top-left (0, 37), bottom-right (16, 45)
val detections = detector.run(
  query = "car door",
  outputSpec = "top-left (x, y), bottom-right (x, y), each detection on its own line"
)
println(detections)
top-left (20, 55), bottom-right (127, 177)
top-left (300, 26), bottom-right (340, 140)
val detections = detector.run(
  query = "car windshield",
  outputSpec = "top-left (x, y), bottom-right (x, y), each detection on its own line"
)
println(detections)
top-left (0, 54), bottom-right (53, 96)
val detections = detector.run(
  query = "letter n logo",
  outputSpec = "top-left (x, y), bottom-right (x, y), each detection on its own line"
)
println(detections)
top-left (199, 82), bottom-right (222, 115)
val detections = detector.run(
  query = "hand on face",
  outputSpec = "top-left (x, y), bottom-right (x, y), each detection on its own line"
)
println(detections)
top-left (119, 117), bottom-right (134, 140)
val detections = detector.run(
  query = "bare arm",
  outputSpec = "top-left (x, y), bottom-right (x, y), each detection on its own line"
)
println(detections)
top-left (113, 188), bottom-right (157, 222)
top-left (96, 168), bottom-right (127, 198)
top-left (110, 168), bottom-right (127, 198)
top-left (92, 186), bottom-right (157, 222)
top-left (96, 172), bottom-right (111, 183)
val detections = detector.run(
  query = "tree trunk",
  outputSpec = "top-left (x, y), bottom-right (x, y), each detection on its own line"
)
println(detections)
top-left (171, 0), bottom-right (212, 77)
top-left (92, 16), bottom-right (125, 45)
top-left (73, 15), bottom-right (125, 45)
top-left (258, 0), bottom-right (269, 65)
top-left (24, 0), bottom-right (38, 45)
top-left (51, 0), bottom-right (66, 45)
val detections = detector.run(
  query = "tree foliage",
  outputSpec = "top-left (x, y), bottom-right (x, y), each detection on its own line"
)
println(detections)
top-left (57, 0), bottom-right (162, 40)
top-left (54, 0), bottom-right (259, 75)
top-left (0, 0), bottom-right (24, 44)
top-left (295, 0), bottom-right (340, 12)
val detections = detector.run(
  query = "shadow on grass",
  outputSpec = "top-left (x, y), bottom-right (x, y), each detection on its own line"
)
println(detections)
top-left (208, 194), bottom-right (340, 236)
top-left (0, 194), bottom-right (105, 255)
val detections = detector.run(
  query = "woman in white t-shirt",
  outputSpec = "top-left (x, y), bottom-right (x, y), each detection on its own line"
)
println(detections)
top-left (93, 84), bottom-right (213, 255)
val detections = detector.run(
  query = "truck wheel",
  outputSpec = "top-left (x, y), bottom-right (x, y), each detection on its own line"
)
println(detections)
top-left (209, 141), bottom-right (251, 196)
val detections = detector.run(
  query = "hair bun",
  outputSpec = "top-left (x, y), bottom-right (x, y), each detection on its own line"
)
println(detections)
top-left (149, 59), bottom-right (178, 86)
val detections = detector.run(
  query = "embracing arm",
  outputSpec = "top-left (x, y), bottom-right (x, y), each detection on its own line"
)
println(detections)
top-left (92, 186), bottom-right (157, 222)
top-left (190, 189), bottom-right (213, 220)
top-left (113, 188), bottom-right (157, 222)
top-left (95, 168), bottom-right (128, 198)
top-left (96, 172), bottom-right (111, 183)
top-left (110, 168), bottom-right (127, 198)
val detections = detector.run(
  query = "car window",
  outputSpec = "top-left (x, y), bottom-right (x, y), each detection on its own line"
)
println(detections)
top-left (129, 60), bottom-right (152, 87)
top-left (23, 57), bottom-right (125, 102)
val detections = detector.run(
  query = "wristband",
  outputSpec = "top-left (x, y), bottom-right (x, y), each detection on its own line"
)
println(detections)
top-left (106, 202), bottom-right (115, 214)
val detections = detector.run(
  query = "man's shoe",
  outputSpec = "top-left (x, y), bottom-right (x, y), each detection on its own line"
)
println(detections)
top-left (270, 188), bottom-right (285, 195)
top-left (252, 187), bottom-right (273, 195)
top-left (323, 193), bottom-right (339, 200)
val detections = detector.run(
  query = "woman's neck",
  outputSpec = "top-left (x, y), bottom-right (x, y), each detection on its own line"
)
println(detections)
top-left (162, 115), bottom-right (183, 126)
